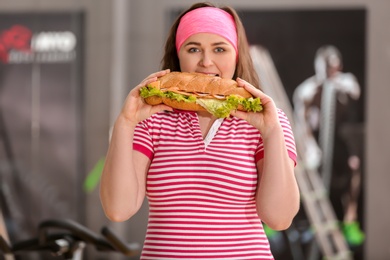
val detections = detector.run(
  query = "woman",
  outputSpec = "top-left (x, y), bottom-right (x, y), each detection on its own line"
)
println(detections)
top-left (100, 2), bottom-right (300, 259)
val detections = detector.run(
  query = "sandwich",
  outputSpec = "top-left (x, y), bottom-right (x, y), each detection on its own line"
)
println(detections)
top-left (139, 72), bottom-right (263, 118)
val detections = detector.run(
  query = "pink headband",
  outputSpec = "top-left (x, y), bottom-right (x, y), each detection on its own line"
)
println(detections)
top-left (175, 7), bottom-right (238, 56)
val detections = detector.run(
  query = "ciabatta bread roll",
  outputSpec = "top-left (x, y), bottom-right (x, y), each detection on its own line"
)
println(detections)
top-left (140, 72), bottom-right (262, 118)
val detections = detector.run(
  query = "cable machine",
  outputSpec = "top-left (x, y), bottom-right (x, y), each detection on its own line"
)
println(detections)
top-left (250, 45), bottom-right (352, 260)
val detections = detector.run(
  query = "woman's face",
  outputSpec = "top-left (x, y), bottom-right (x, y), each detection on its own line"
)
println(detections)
top-left (178, 33), bottom-right (237, 79)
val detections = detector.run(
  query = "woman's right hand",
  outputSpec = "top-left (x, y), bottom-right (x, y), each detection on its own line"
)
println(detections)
top-left (119, 69), bottom-right (173, 126)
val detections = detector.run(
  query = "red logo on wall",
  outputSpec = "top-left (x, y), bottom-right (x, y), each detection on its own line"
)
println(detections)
top-left (0, 25), bottom-right (32, 63)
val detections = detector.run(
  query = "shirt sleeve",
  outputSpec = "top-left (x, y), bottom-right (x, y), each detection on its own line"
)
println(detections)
top-left (133, 119), bottom-right (154, 160)
top-left (255, 108), bottom-right (297, 165)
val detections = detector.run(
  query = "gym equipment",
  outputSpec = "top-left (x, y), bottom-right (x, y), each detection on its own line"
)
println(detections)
top-left (0, 218), bottom-right (140, 260)
top-left (250, 45), bottom-right (352, 260)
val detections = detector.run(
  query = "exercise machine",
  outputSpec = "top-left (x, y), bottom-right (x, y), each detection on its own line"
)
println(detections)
top-left (0, 218), bottom-right (140, 260)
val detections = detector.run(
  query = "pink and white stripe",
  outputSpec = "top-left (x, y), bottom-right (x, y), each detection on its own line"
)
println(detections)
top-left (133, 109), bottom-right (296, 259)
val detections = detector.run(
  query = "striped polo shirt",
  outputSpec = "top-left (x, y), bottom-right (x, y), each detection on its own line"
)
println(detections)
top-left (133, 109), bottom-right (296, 260)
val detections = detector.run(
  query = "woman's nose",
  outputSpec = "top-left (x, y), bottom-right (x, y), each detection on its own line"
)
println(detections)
top-left (199, 52), bottom-right (213, 67)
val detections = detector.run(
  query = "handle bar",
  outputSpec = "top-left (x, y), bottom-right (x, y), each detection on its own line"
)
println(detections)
top-left (0, 218), bottom-right (140, 257)
top-left (38, 219), bottom-right (114, 252)
top-left (101, 226), bottom-right (140, 256)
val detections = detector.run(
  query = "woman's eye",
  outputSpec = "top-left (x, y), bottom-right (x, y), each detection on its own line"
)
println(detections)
top-left (215, 47), bottom-right (225, 53)
top-left (188, 48), bottom-right (200, 53)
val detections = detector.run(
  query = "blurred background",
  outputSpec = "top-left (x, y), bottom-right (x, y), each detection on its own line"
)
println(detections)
top-left (0, 0), bottom-right (389, 259)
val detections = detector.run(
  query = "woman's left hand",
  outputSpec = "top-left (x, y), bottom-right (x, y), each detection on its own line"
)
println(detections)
top-left (230, 77), bottom-right (281, 138)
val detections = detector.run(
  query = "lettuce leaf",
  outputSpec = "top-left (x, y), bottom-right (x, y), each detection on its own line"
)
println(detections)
top-left (196, 96), bottom-right (263, 118)
top-left (139, 85), bottom-right (164, 98)
top-left (196, 99), bottom-right (233, 118)
top-left (165, 91), bottom-right (196, 103)
top-left (242, 97), bottom-right (263, 112)
top-left (140, 85), bottom-right (196, 103)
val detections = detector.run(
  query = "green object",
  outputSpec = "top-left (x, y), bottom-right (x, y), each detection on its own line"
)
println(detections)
top-left (84, 157), bottom-right (105, 193)
top-left (140, 85), bottom-right (263, 118)
top-left (197, 95), bottom-right (262, 118)
top-left (263, 224), bottom-right (279, 239)
top-left (343, 221), bottom-right (365, 246)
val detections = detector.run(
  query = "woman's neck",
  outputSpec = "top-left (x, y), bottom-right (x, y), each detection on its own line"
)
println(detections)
top-left (196, 111), bottom-right (217, 139)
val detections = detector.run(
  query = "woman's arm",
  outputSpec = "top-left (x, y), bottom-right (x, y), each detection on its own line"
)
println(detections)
top-left (255, 128), bottom-right (299, 230)
top-left (231, 77), bottom-right (300, 230)
top-left (100, 117), bottom-right (149, 222)
top-left (99, 69), bottom-right (173, 222)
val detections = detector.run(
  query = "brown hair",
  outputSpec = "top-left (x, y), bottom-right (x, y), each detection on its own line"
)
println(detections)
top-left (161, 2), bottom-right (261, 90)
